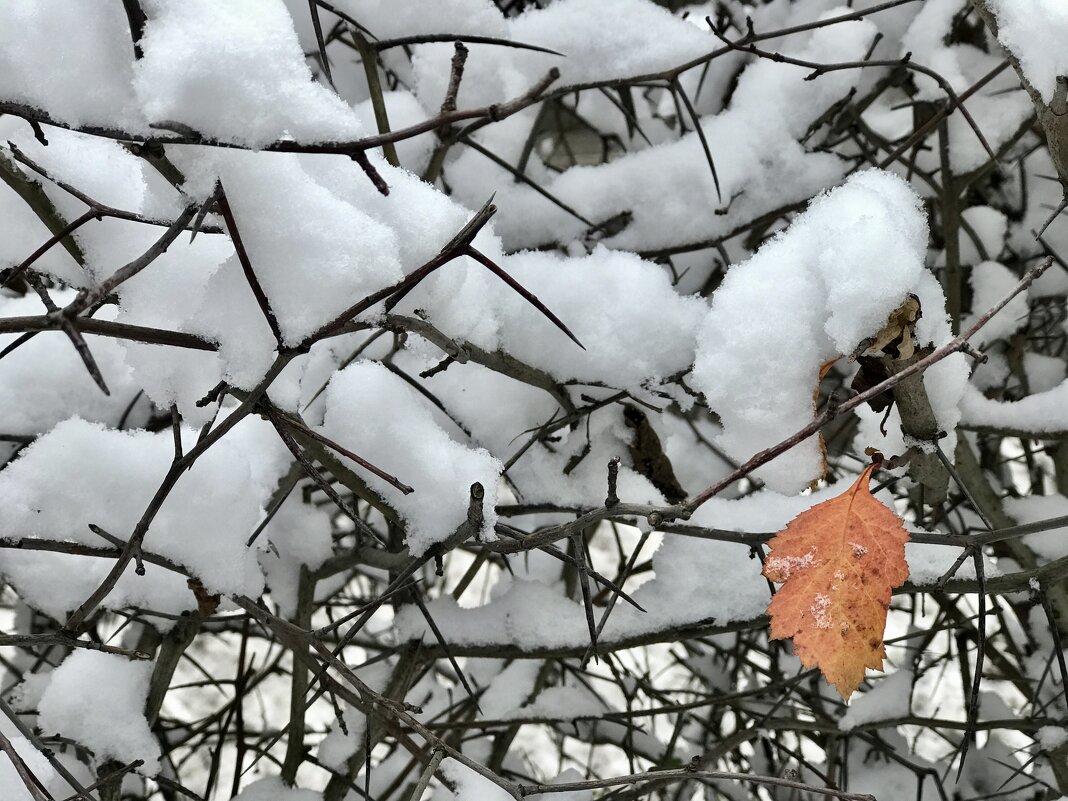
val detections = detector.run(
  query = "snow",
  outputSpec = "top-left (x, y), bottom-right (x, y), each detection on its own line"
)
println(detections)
top-left (396, 575), bottom-right (589, 651)
top-left (448, 7), bottom-right (878, 252)
top-left (0, 735), bottom-right (58, 801)
top-left (899, 0), bottom-right (971, 99)
top-left (396, 530), bottom-right (771, 649)
top-left (292, 162), bottom-right (703, 398)
top-left (319, 361), bottom-right (503, 555)
top-left (961, 207), bottom-right (1009, 264)
top-left (987, 0), bottom-right (1068, 104)
top-left (0, 416), bottom-right (292, 618)
top-left (0, 126), bottom-right (240, 424)
top-left (396, 476), bottom-right (997, 650)
top-left (464, 245), bottom-right (707, 389)
top-left (476, 660), bottom-right (541, 718)
top-left (0, 292), bottom-right (141, 435)
top-left (335, 0), bottom-right (508, 41)
top-left (1039, 726), bottom-right (1068, 750)
top-left (341, 0), bottom-right (717, 111)
top-left (839, 667), bottom-right (913, 731)
top-left (764, 550), bottom-right (818, 582)
top-left (1003, 495), bottom-right (1068, 563)
top-left (504, 406), bottom-right (671, 509)
top-left (1, 126), bottom-right (162, 287)
top-left (37, 651), bottom-right (160, 773)
top-left (15, 127), bottom-right (152, 220)
top-left (1025, 352), bottom-right (1067, 393)
top-left (0, 4), bottom-right (140, 129)
top-left (503, 685), bottom-right (606, 722)
top-left (1009, 148), bottom-right (1068, 272)
top-left (257, 493), bottom-right (335, 617)
top-left (525, 770), bottom-right (593, 801)
top-left (692, 169), bottom-right (955, 493)
top-left (509, 0), bottom-right (714, 86)
top-left (841, 732), bottom-right (939, 799)
top-left (232, 776), bottom-right (322, 801)
top-left (104, 150), bottom-right (411, 409)
top-left (948, 90), bottom-right (1033, 173)
top-left (897, 0), bottom-right (1031, 174)
top-left (958, 735), bottom-right (1037, 799)
top-left (123, 233), bottom-right (272, 398)
top-left (905, 540), bottom-right (988, 585)
top-left (315, 659), bottom-right (394, 771)
top-left (135, 0), bottom-right (365, 147)
top-left (964, 261), bottom-right (1030, 347)
top-left (274, 157), bottom-right (702, 401)
top-left (810, 593), bottom-right (832, 630)
top-left (352, 90), bottom-right (433, 173)
top-left (214, 151), bottom-right (404, 345)
top-left (298, 154), bottom-right (486, 271)
top-left (961, 380), bottom-right (1068, 434)
top-left (439, 758), bottom-right (513, 801)
top-left (411, 356), bottom-right (558, 460)
top-left (0, 173), bottom-right (80, 284)
top-left (396, 0), bottom-right (713, 117)
top-left (0, 0), bottom-right (1063, 795)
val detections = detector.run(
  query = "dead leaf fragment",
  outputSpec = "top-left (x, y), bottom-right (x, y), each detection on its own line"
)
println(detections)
top-left (850, 294), bottom-right (923, 412)
top-left (623, 404), bottom-right (687, 503)
top-left (868, 294), bottom-right (921, 360)
top-left (810, 357), bottom-right (840, 488)
top-left (762, 463), bottom-right (910, 699)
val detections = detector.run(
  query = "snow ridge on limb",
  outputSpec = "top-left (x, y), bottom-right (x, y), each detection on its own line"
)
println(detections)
top-left (692, 169), bottom-right (964, 493)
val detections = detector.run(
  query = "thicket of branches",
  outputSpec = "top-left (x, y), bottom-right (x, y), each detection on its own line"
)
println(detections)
top-left (1, 1), bottom-right (1068, 800)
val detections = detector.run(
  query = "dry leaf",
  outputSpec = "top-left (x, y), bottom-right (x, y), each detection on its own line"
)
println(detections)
top-left (810, 357), bottom-right (839, 488)
top-left (868, 294), bottom-right (921, 359)
top-left (762, 463), bottom-right (910, 699)
top-left (850, 295), bottom-right (923, 413)
top-left (623, 404), bottom-right (688, 503)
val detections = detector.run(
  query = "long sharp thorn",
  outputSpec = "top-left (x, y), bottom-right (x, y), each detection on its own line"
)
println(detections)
top-left (61, 319), bottom-right (110, 395)
top-left (466, 247), bottom-right (585, 350)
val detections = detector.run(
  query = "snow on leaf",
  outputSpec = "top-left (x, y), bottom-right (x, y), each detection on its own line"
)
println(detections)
top-left (762, 463), bottom-right (910, 699)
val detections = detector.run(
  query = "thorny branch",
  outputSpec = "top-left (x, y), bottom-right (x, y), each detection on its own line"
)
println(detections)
top-left (2, 3), bottom-right (1068, 801)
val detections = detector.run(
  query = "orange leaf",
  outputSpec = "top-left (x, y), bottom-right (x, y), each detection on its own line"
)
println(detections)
top-left (762, 464), bottom-right (909, 699)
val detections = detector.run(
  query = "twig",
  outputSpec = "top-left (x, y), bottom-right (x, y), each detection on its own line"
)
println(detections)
top-left (441, 43), bottom-right (470, 117)
top-left (216, 185), bottom-right (284, 344)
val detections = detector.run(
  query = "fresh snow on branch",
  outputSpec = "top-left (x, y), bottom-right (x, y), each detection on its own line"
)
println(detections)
top-left (0, 0), bottom-right (1067, 798)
